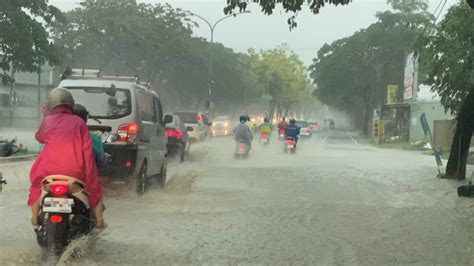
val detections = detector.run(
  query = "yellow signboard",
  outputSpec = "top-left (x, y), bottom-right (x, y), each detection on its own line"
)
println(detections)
top-left (387, 85), bottom-right (398, 104)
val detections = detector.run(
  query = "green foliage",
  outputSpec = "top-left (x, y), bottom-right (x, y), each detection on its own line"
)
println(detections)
top-left (224, 0), bottom-right (351, 28)
top-left (52, 0), bottom-right (312, 112)
top-left (419, 2), bottom-right (474, 114)
top-left (309, 0), bottom-right (433, 130)
top-left (0, 0), bottom-right (62, 78)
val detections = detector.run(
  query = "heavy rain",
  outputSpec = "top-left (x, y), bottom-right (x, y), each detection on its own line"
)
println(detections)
top-left (1, 0), bottom-right (474, 265)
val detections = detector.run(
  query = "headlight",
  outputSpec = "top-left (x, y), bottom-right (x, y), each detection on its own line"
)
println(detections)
top-left (224, 122), bottom-right (228, 127)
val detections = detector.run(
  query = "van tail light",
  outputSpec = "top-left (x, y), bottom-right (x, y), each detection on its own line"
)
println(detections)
top-left (118, 123), bottom-right (138, 143)
top-left (166, 129), bottom-right (182, 139)
top-left (51, 184), bottom-right (68, 195)
top-left (196, 115), bottom-right (201, 123)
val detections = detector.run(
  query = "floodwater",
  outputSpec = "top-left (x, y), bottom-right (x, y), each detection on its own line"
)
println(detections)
top-left (2, 129), bottom-right (474, 265)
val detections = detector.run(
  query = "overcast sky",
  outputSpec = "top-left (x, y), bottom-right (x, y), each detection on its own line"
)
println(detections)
top-left (50, 0), bottom-right (457, 66)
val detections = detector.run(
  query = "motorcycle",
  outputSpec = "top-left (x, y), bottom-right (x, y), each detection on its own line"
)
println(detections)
top-left (35, 175), bottom-right (93, 261)
top-left (260, 132), bottom-right (269, 146)
top-left (284, 137), bottom-right (297, 154)
top-left (278, 129), bottom-right (285, 140)
top-left (0, 138), bottom-right (21, 157)
top-left (235, 140), bottom-right (250, 159)
top-left (329, 120), bottom-right (335, 129)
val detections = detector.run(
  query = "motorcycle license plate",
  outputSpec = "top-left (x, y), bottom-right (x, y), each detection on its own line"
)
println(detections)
top-left (43, 197), bottom-right (74, 213)
top-left (288, 145), bottom-right (294, 149)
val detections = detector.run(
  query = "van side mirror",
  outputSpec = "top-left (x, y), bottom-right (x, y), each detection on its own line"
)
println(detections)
top-left (186, 126), bottom-right (194, 132)
top-left (164, 114), bottom-right (173, 124)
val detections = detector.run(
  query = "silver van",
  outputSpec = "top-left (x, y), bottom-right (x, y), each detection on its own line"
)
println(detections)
top-left (59, 69), bottom-right (172, 194)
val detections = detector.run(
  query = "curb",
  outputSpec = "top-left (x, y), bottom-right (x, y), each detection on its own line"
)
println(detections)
top-left (0, 154), bottom-right (37, 164)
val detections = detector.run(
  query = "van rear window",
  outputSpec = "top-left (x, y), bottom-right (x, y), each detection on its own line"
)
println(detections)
top-left (67, 87), bottom-right (131, 119)
top-left (174, 112), bottom-right (198, 123)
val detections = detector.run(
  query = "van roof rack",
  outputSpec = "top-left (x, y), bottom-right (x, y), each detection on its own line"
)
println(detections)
top-left (60, 67), bottom-right (141, 83)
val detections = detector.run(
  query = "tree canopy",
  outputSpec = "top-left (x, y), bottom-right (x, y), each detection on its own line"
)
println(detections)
top-left (309, 0), bottom-right (433, 132)
top-left (419, 2), bottom-right (474, 114)
top-left (0, 0), bottom-right (62, 81)
top-left (52, 0), bottom-right (312, 115)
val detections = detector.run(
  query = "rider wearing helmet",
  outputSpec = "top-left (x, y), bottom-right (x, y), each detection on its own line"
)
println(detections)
top-left (73, 104), bottom-right (106, 167)
top-left (233, 115), bottom-right (254, 147)
top-left (285, 118), bottom-right (301, 146)
top-left (29, 88), bottom-right (105, 229)
top-left (245, 115), bottom-right (255, 131)
top-left (259, 117), bottom-right (273, 136)
top-left (277, 117), bottom-right (288, 131)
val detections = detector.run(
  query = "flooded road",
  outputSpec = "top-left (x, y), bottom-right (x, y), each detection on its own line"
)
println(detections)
top-left (2, 129), bottom-right (474, 265)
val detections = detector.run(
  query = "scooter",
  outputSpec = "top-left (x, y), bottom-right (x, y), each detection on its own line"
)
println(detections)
top-left (284, 137), bottom-right (297, 154)
top-left (35, 175), bottom-right (94, 262)
top-left (278, 129), bottom-right (285, 140)
top-left (0, 138), bottom-right (21, 157)
top-left (235, 140), bottom-right (250, 159)
top-left (260, 132), bottom-right (269, 146)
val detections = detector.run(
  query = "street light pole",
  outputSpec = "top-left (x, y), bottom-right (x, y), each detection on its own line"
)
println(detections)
top-left (188, 11), bottom-right (250, 116)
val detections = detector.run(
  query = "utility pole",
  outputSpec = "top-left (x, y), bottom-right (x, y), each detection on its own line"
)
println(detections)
top-left (187, 11), bottom-right (250, 117)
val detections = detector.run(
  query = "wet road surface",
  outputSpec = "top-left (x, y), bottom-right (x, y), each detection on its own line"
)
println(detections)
top-left (2, 129), bottom-right (474, 265)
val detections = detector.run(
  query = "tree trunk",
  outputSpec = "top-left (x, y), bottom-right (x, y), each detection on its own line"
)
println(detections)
top-left (445, 90), bottom-right (474, 180)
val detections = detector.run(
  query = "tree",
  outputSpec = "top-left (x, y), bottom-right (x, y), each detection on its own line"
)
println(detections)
top-left (0, 0), bottom-right (62, 81)
top-left (309, 1), bottom-right (433, 133)
top-left (224, 0), bottom-right (351, 28)
top-left (419, 2), bottom-right (474, 180)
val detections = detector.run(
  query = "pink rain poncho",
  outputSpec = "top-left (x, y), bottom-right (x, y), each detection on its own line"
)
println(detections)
top-left (28, 106), bottom-right (103, 208)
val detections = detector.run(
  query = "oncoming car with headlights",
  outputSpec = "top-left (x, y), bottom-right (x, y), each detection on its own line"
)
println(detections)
top-left (211, 116), bottom-right (232, 136)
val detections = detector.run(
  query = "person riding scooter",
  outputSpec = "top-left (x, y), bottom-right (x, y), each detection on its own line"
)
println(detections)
top-left (73, 104), bottom-right (109, 168)
top-left (28, 88), bottom-right (106, 230)
top-left (233, 115), bottom-right (254, 148)
top-left (285, 118), bottom-right (301, 147)
top-left (259, 117), bottom-right (273, 142)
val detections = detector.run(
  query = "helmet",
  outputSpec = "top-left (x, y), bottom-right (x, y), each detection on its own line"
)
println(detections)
top-left (264, 117), bottom-right (269, 123)
top-left (48, 88), bottom-right (74, 111)
top-left (282, 117), bottom-right (286, 121)
top-left (289, 118), bottom-right (296, 124)
top-left (239, 115), bottom-right (247, 123)
top-left (73, 104), bottom-right (89, 122)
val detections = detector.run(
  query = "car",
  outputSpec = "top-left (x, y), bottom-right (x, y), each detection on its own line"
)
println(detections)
top-left (308, 121), bottom-right (320, 132)
top-left (211, 116), bottom-right (232, 136)
top-left (296, 120), bottom-right (312, 138)
top-left (172, 111), bottom-right (211, 142)
top-left (165, 114), bottom-right (192, 162)
top-left (59, 68), bottom-right (172, 194)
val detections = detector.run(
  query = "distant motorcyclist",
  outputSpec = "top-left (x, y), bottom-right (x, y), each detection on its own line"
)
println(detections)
top-left (259, 117), bottom-right (273, 138)
top-left (277, 117), bottom-right (288, 132)
top-left (245, 116), bottom-right (255, 131)
top-left (233, 115), bottom-right (254, 147)
top-left (285, 118), bottom-right (301, 146)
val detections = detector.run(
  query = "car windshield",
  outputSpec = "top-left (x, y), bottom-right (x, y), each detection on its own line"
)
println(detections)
top-left (296, 121), bottom-right (308, 128)
top-left (174, 112), bottom-right (198, 123)
top-left (67, 87), bottom-right (131, 119)
top-left (4, 0), bottom-right (470, 265)
top-left (215, 116), bottom-right (229, 121)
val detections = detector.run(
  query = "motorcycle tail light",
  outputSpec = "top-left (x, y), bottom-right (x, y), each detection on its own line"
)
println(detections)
top-left (51, 184), bottom-right (68, 195)
top-left (50, 215), bottom-right (63, 223)
top-left (287, 140), bottom-right (294, 145)
top-left (239, 144), bottom-right (245, 153)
